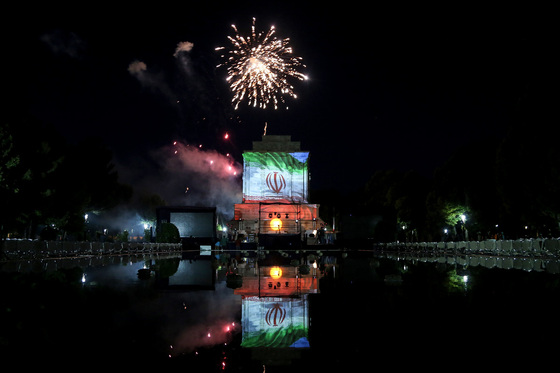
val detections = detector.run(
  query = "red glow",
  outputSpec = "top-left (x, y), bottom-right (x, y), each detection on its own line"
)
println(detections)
top-left (224, 132), bottom-right (229, 139)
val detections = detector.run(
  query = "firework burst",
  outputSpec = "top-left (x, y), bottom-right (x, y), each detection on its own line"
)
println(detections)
top-left (216, 18), bottom-right (308, 110)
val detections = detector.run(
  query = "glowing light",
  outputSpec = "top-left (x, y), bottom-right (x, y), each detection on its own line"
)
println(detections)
top-left (270, 266), bottom-right (283, 279)
top-left (270, 218), bottom-right (282, 231)
top-left (216, 17), bottom-right (307, 110)
top-left (224, 132), bottom-right (229, 139)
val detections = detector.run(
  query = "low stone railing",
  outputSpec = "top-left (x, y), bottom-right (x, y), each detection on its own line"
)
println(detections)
top-left (1, 239), bottom-right (182, 260)
top-left (377, 238), bottom-right (560, 257)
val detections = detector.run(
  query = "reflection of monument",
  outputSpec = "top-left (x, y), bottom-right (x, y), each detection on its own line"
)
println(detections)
top-left (231, 136), bottom-right (325, 246)
top-left (234, 264), bottom-right (320, 349)
top-left (234, 265), bottom-right (318, 297)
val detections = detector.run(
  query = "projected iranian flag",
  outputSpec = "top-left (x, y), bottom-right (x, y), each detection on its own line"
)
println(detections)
top-left (242, 152), bottom-right (309, 202)
top-left (241, 296), bottom-right (310, 348)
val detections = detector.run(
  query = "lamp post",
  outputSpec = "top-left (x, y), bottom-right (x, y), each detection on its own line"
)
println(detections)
top-left (84, 213), bottom-right (89, 241)
top-left (312, 261), bottom-right (317, 278)
top-left (461, 214), bottom-right (469, 241)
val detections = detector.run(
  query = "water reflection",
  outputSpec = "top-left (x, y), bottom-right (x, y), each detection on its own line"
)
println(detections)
top-left (3, 250), bottom-right (560, 370)
top-left (157, 257), bottom-right (215, 290)
top-left (232, 263), bottom-right (317, 349)
top-left (0, 252), bottom-right (181, 278)
top-left (377, 251), bottom-right (560, 273)
top-left (241, 296), bottom-right (309, 348)
top-left (166, 281), bottom-right (241, 356)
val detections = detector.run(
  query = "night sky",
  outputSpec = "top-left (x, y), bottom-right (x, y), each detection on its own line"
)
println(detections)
top-left (6, 3), bottom-right (549, 201)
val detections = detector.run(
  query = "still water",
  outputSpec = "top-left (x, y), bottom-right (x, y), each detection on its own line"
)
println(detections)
top-left (2, 250), bottom-right (560, 371)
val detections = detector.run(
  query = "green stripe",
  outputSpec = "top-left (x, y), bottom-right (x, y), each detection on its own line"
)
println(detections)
top-left (243, 152), bottom-right (307, 174)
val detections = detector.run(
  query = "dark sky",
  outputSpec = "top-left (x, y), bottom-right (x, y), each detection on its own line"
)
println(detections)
top-left (6, 3), bottom-right (550, 198)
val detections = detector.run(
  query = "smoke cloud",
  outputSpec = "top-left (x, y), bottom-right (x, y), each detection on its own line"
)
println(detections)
top-left (153, 142), bottom-right (242, 217)
top-left (127, 60), bottom-right (147, 74)
top-left (116, 141), bottom-right (242, 220)
top-left (40, 29), bottom-right (86, 59)
top-left (127, 59), bottom-right (176, 103)
top-left (98, 42), bottom-right (241, 233)
top-left (174, 41), bottom-right (194, 57)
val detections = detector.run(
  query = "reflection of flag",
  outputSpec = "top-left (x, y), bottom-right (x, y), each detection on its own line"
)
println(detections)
top-left (241, 296), bottom-right (309, 348)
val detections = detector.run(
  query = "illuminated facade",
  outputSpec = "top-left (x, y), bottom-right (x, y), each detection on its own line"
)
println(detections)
top-left (232, 135), bottom-right (324, 242)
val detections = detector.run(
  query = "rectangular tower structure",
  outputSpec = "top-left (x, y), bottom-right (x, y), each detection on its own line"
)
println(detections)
top-left (232, 136), bottom-right (323, 243)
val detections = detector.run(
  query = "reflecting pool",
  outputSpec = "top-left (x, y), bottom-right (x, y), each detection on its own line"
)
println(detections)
top-left (2, 250), bottom-right (560, 371)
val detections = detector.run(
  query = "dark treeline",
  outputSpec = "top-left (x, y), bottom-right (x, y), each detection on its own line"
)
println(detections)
top-left (314, 68), bottom-right (559, 243)
top-left (313, 122), bottom-right (560, 243)
top-left (0, 116), bottom-right (136, 240)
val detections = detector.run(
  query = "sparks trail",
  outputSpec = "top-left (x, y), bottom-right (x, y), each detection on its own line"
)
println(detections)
top-left (216, 17), bottom-right (308, 110)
